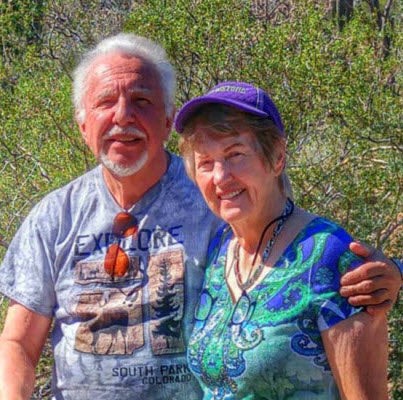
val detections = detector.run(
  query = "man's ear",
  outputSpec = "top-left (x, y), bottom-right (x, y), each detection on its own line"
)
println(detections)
top-left (75, 109), bottom-right (87, 143)
top-left (164, 106), bottom-right (176, 140)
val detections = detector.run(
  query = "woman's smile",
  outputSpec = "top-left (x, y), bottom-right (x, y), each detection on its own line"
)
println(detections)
top-left (218, 189), bottom-right (245, 200)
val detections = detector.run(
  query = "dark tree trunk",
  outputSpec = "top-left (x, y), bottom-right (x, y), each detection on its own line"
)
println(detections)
top-left (330, 0), bottom-right (354, 30)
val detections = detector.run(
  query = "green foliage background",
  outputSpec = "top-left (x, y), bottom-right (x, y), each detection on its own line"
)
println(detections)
top-left (0, 0), bottom-right (401, 398)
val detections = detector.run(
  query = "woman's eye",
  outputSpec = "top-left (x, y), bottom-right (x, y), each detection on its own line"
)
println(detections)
top-left (227, 152), bottom-right (244, 160)
top-left (197, 160), bottom-right (213, 170)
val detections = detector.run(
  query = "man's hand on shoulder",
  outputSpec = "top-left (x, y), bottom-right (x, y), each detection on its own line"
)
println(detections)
top-left (339, 241), bottom-right (402, 315)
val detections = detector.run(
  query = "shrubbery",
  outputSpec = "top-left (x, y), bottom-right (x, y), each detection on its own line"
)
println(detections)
top-left (0, 0), bottom-right (401, 398)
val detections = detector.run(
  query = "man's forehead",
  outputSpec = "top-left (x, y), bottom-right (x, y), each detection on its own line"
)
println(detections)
top-left (88, 52), bottom-right (158, 86)
top-left (95, 86), bottom-right (152, 99)
top-left (92, 59), bottom-right (144, 76)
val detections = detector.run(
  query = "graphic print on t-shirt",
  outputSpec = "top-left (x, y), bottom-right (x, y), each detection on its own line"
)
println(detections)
top-left (74, 285), bottom-right (144, 354)
top-left (74, 256), bottom-right (144, 355)
top-left (148, 250), bottom-right (185, 355)
top-left (73, 250), bottom-right (185, 356)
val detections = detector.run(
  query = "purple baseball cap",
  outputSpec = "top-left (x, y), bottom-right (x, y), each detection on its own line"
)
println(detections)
top-left (174, 81), bottom-right (284, 134)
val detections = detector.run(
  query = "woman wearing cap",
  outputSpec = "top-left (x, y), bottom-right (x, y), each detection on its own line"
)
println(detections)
top-left (175, 82), bottom-right (388, 399)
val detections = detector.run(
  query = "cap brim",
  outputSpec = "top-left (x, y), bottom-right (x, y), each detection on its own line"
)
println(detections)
top-left (174, 96), bottom-right (268, 133)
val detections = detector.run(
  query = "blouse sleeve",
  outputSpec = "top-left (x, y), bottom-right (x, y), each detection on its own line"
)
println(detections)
top-left (309, 226), bottom-right (364, 332)
top-left (205, 224), bottom-right (229, 266)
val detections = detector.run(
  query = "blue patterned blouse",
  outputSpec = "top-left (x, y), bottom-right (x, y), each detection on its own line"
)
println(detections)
top-left (187, 218), bottom-right (363, 400)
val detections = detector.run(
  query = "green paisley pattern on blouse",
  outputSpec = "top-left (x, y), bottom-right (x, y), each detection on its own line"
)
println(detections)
top-left (188, 218), bottom-right (363, 400)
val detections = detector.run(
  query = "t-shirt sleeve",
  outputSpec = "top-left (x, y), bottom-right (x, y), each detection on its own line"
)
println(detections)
top-left (310, 226), bottom-right (364, 332)
top-left (205, 224), bottom-right (228, 266)
top-left (0, 202), bottom-right (57, 317)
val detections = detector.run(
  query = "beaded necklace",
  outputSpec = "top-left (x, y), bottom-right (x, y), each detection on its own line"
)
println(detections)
top-left (233, 198), bottom-right (294, 291)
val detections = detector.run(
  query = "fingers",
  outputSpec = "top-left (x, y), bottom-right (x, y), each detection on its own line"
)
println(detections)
top-left (366, 300), bottom-right (393, 316)
top-left (340, 276), bottom-right (385, 297)
top-left (341, 264), bottom-right (401, 315)
top-left (344, 288), bottom-right (389, 307)
top-left (341, 243), bottom-right (402, 314)
top-left (349, 241), bottom-right (376, 258)
top-left (349, 241), bottom-right (390, 264)
top-left (340, 261), bottom-right (387, 286)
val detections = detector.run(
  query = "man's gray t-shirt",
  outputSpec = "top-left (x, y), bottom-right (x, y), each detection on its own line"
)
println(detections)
top-left (0, 153), bottom-right (222, 399)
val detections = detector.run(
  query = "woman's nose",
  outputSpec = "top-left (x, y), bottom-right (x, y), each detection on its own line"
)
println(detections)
top-left (213, 161), bottom-right (231, 185)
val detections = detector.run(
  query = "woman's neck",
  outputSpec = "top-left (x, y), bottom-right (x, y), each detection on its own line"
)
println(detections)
top-left (231, 191), bottom-right (288, 253)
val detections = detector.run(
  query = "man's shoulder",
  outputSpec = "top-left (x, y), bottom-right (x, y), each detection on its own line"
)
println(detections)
top-left (161, 153), bottom-right (222, 227)
top-left (165, 153), bottom-right (202, 197)
top-left (165, 153), bottom-right (210, 210)
top-left (45, 165), bottom-right (99, 196)
top-left (166, 153), bottom-right (190, 182)
top-left (30, 166), bottom-right (101, 217)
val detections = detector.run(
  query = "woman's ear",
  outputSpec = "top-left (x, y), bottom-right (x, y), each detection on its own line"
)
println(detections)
top-left (273, 139), bottom-right (286, 176)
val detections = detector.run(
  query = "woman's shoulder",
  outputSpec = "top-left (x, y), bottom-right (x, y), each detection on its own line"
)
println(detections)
top-left (292, 208), bottom-right (351, 246)
top-left (282, 207), bottom-right (362, 274)
top-left (292, 210), bottom-right (363, 276)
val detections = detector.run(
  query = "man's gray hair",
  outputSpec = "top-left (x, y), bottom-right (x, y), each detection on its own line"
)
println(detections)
top-left (73, 33), bottom-right (176, 122)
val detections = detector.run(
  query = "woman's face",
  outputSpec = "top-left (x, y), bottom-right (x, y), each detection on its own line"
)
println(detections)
top-left (193, 126), bottom-right (284, 227)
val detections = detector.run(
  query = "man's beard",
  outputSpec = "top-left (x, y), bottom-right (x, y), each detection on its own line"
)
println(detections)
top-left (100, 150), bottom-right (148, 177)
top-left (99, 127), bottom-right (149, 177)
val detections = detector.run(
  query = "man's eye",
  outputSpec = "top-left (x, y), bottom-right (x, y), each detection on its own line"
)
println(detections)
top-left (96, 98), bottom-right (114, 107)
top-left (136, 98), bottom-right (151, 106)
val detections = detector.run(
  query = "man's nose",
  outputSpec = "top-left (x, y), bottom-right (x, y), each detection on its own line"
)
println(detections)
top-left (113, 96), bottom-right (135, 126)
top-left (213, 161), bottom-right (231, 185)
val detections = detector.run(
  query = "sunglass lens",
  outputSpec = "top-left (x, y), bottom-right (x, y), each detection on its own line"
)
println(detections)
top-left (113, 212), bottom-right (138, 237)
top-left (104, 243), bottom-right (129, 278)
top-left (232, 293), bottom-right (250, 325)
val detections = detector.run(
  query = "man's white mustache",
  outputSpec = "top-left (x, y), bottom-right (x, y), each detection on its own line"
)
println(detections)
top-left (103, 126), bottom-right (147, 140)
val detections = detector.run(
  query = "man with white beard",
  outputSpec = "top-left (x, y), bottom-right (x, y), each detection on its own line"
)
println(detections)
top-left (100, 126), bottom-right (149, 176)
top-left (0, 33), bottom-right (400, 400)
top-left (0, 34), bottom-right (220, 400)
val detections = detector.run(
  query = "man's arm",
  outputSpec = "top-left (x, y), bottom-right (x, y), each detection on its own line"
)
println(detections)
top-left (322, 311), bottom-right (388, 400)
top-left (0, 301), bottom-right (51, 400)
top-left (341, 241), bottom-right (402, 314)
